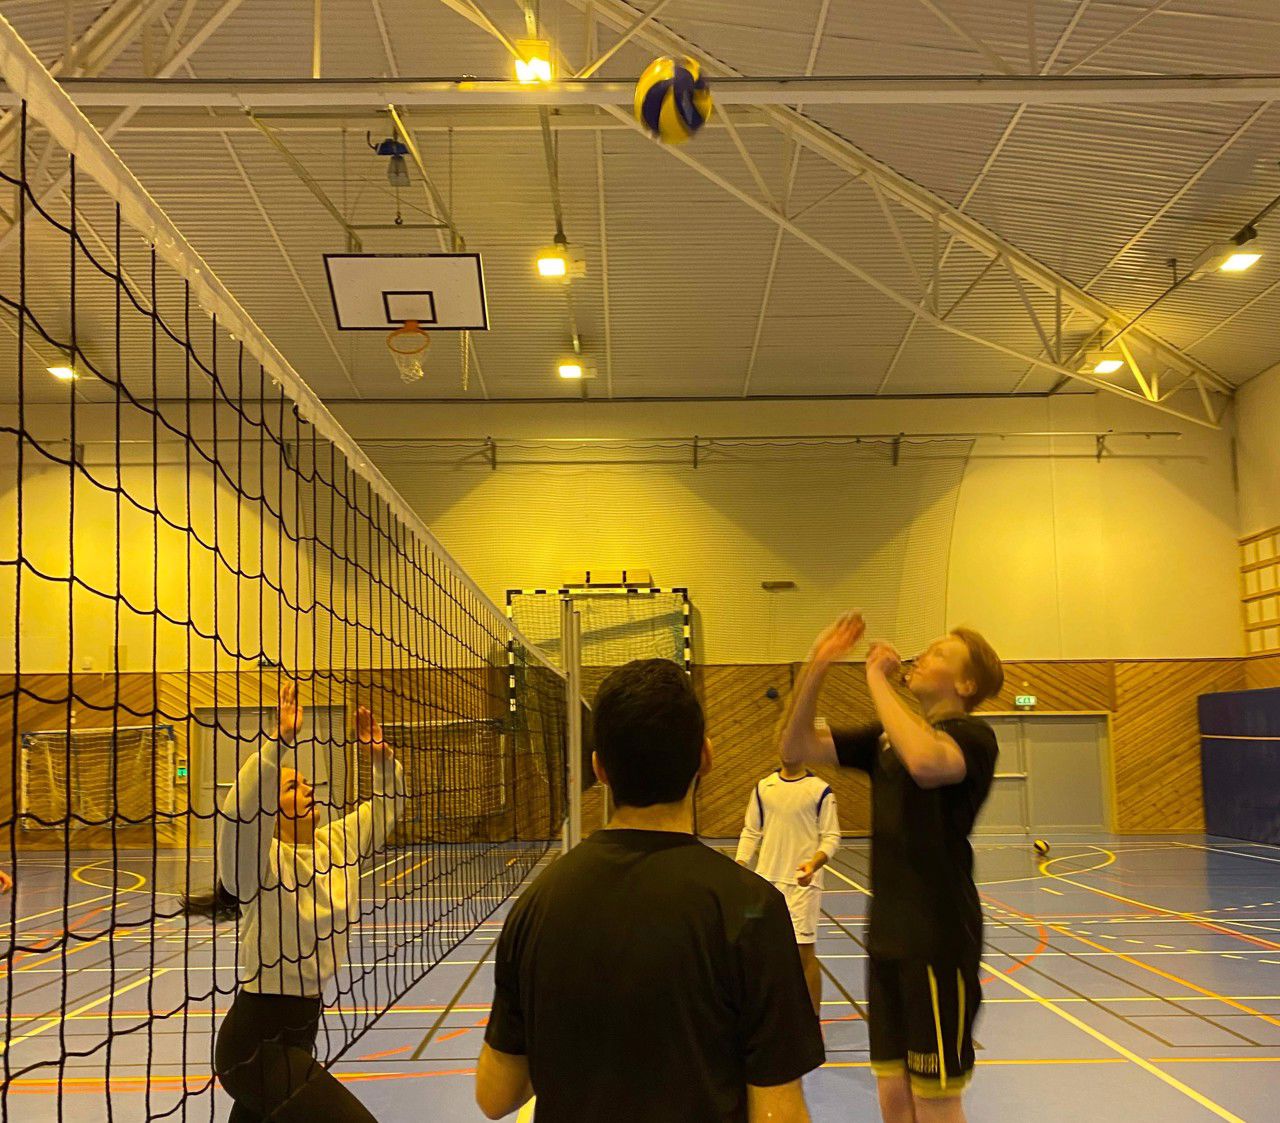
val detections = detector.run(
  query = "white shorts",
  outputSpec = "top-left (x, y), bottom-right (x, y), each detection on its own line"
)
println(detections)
top-left (776, 882), bottom-right (821, 944)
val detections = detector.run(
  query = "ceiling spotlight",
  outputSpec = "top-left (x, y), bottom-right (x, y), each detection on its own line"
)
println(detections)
top-left (1189, 225), bottom-right (1262, 280)
top-left (1220, 251), bottom-right (1262, 273)
top-left (48, 364), bottom-right (78, 381)
top-left (515, 39), bottom-right (553, 84)
top-left (558, 358), bottom-right (596, 380)
top-left (536, 246), bottom-right (569, 278)
top-left (536, 234), bottom-right (585, 281)
top-left (1080, 351), bottom-right (1125, 376)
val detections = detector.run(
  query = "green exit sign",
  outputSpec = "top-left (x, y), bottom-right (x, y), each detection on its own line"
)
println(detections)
top-left (176, 764), bottom-right (188, 779)
top-left (1015, 695), bottom-right (1037, 709)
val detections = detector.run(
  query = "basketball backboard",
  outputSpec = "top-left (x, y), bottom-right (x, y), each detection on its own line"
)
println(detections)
top-left (324, 253), bottom-right (489, 331)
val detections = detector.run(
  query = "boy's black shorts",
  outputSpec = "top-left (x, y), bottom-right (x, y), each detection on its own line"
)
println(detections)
top-left (867, 956), bottom-right (982, 1099)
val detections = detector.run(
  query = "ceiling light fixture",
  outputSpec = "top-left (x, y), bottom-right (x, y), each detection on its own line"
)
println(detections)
top-left (1219, 251), bottom-right (1262, 273)
top-left (1080, 350), bottom-right (1125, 376)
top-left (515, 39), bottom-right (553, 84)
top-left (536, 233), bottom-right (585, 281)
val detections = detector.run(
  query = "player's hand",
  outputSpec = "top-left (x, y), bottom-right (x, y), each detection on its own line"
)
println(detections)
top-left (796, 860), bottom-right (817, 888)
top-left (356, 706), bottom-right (391, 761)
top-left (865, 642), bottom-right (902, 683)
top-left (0, 868), bottom-right (12, 894)
top-left (810, 612), bottom-right (865, 665)
top-left (276, 680), bottom-right (303, 745)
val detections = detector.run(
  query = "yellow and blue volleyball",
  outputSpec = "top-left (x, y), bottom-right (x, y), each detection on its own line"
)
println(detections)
top-left (634, 56), bottom-right (713, 144)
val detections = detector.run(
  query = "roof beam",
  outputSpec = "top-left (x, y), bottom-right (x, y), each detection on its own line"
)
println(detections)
top-left (17, 72), bottom-right (1280, 109)
top-left (569, 0), bottom-right (1232, 421)
top-left (599, 104), bottom-right (1219, 427)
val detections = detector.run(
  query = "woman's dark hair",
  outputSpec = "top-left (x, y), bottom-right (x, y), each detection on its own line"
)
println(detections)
top-left (593, 658), bottom-right (705, 808)
top-left (182, 882), bottom-right (241, 921)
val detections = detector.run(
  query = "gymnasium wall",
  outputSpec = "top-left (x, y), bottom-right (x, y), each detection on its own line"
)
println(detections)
top-left (1234, 360), bottom-right (1280, 536)
top-left (0, 429), bottom-right (309, 675)
top-left (334, 391), bottom-right (1241, 663)
top-left (670, 657), bottom-right (1240, 838)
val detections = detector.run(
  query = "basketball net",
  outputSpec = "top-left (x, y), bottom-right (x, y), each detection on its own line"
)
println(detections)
top-left (388, 320), bottom-right (430, 384)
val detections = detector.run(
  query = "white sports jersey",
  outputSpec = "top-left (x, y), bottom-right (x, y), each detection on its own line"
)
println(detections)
top-left (734, 770), bottom-right (840, 888)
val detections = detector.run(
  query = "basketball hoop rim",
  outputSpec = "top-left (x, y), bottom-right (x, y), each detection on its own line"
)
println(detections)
top-left (388, 320), bottom-right (431, 355)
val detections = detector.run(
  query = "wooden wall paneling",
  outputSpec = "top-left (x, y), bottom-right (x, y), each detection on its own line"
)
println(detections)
top-left (1245, 655), bottom-right (1280, 689)
top-left (1111, 660), bottom-right (1245, 832)
top-left (694, 665), bottom-right (793, 838)
top-left (983, 661), bottom-right (1114, 713)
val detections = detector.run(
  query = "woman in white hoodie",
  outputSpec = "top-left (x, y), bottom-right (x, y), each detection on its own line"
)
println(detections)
top-left (213, 680), bottom-right (405, 1123)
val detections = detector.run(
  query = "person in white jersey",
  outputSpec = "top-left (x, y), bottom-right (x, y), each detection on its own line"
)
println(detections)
top-left (213, 680), bottom-right (405, 1123)
top-left (736, 762), bottom-right (841, 1014)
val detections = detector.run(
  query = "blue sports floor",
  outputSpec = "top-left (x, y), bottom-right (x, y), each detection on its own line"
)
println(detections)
top-left (4, 835), bottom-right (1280, 1121)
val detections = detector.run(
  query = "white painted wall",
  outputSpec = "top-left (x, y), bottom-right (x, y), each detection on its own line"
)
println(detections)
top-left (1235, 361), bottom-right (1280, 537)
top-left (0, 390), bottom-right (1240, 671)
top-left (332, 391), bottom-right (1242, 663)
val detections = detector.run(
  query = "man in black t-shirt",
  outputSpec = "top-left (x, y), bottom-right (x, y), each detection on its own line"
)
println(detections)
top-left (476, 659), bottom-right (824, 1123)
top-left (780, 614), bottom-right (1004, 1123)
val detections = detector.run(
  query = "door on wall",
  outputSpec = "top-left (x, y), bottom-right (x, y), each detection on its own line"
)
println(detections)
top-left (189, 705), bottom-right (349, 849)
top-left (975, 714), bottom-right (1109, 834)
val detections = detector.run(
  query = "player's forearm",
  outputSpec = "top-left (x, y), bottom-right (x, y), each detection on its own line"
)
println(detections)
top-left (808, 849), bottom-right (830, 871)
top-left (780, 660), bottom-right (833, 767)
top-left (735, 829), bottom-right (762, 865)
top-left (364, 754), bottom-right (406, 853)
top-left (216, 741), bottom-right (281, 895)
top-left (868, 675), bottom-right (954, 783)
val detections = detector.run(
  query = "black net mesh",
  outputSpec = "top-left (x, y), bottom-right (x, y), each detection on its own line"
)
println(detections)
top-left (0, 94), bottom-right (567, 1122)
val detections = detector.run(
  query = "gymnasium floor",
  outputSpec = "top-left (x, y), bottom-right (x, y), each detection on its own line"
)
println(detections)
top-left (5, 836), bottom-right (1280, 1122)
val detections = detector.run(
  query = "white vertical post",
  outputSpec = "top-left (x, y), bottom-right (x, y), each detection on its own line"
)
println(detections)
top-left (312, 0), bottom-right (322, 78)
top-left (562, 597), bottom-right (583, 851)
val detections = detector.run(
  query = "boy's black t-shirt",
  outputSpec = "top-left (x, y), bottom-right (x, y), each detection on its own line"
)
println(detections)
top-left (831, 716), bottom-right (998, 963)
top-left (485, 829), bottom-right (825, 1123)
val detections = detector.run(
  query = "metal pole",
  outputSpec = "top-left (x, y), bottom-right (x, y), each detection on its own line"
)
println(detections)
top-left (562, 597), bottom-right (583, 851)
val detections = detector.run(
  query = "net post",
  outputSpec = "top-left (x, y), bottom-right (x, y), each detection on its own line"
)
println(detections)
top-left (562, 597), bottom-right (583, 851)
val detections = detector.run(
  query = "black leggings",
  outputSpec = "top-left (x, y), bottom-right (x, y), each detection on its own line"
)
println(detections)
top-left (215, 991), bottom-right (378, 1123)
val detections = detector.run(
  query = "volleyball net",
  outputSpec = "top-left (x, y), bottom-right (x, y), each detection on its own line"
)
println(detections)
top-left (0, 16), bottom-right (569, 1121)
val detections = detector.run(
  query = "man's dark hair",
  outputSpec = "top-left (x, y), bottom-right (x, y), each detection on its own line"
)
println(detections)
top-left (593, 659), bottom-right (705, 808)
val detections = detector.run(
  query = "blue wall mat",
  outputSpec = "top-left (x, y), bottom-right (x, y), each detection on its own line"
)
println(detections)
top-left (1198, 686), bottom-right (1280, 844)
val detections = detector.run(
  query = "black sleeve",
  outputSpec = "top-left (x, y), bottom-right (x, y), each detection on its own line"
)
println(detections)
top-left (830, 722), bottom-right (884, 773)
top-left (734, 888), bottom-right (826, 1086)
top-left (483, 907), bottom-right (527, 1056)
top-left (938, 717), bottom-right (998, 792)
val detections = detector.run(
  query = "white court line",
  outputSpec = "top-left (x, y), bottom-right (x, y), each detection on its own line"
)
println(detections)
top-left (1173, 841), bottom-right (1280, 865)
top-left (0, 972), bottom-right (160, 1055)
top-left (981, 960), bottom-right (1246, 1123)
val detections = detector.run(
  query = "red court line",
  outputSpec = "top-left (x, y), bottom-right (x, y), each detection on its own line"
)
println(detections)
top-left (978, 900), bottom-right (1050, 985)
top-left (984, 891), bottom-right (1280, 1031)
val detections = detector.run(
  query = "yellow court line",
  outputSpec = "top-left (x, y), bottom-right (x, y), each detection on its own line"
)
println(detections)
top-left (6, 861), bottom-right (145, 928)
top-left (0, 972), bottom-right (158, 1055)
top-left (1046, 927), bottom-right (1280, 1029)
top-left (72, 863), bottom-right (148, 895)
top-left (825, 866), bottom-right (871, 896)
top-left (390, 857), bottom-right (434, 886)
top-left (980, 960), bottom-right (1246, 1123)
top-left (1040, 848), bottom-right (1280, 952)
top-left (516, 1098), bottom-right (536, 1122)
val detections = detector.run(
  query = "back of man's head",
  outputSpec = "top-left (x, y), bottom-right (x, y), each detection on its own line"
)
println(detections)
top-left (593, 659), bottom-right (705, 808)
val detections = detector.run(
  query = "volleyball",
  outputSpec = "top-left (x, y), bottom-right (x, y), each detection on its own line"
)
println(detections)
top-left (1034, 839), bottom-right (1051, 856)
top-left (634, 56), bottom-right (713, 144)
